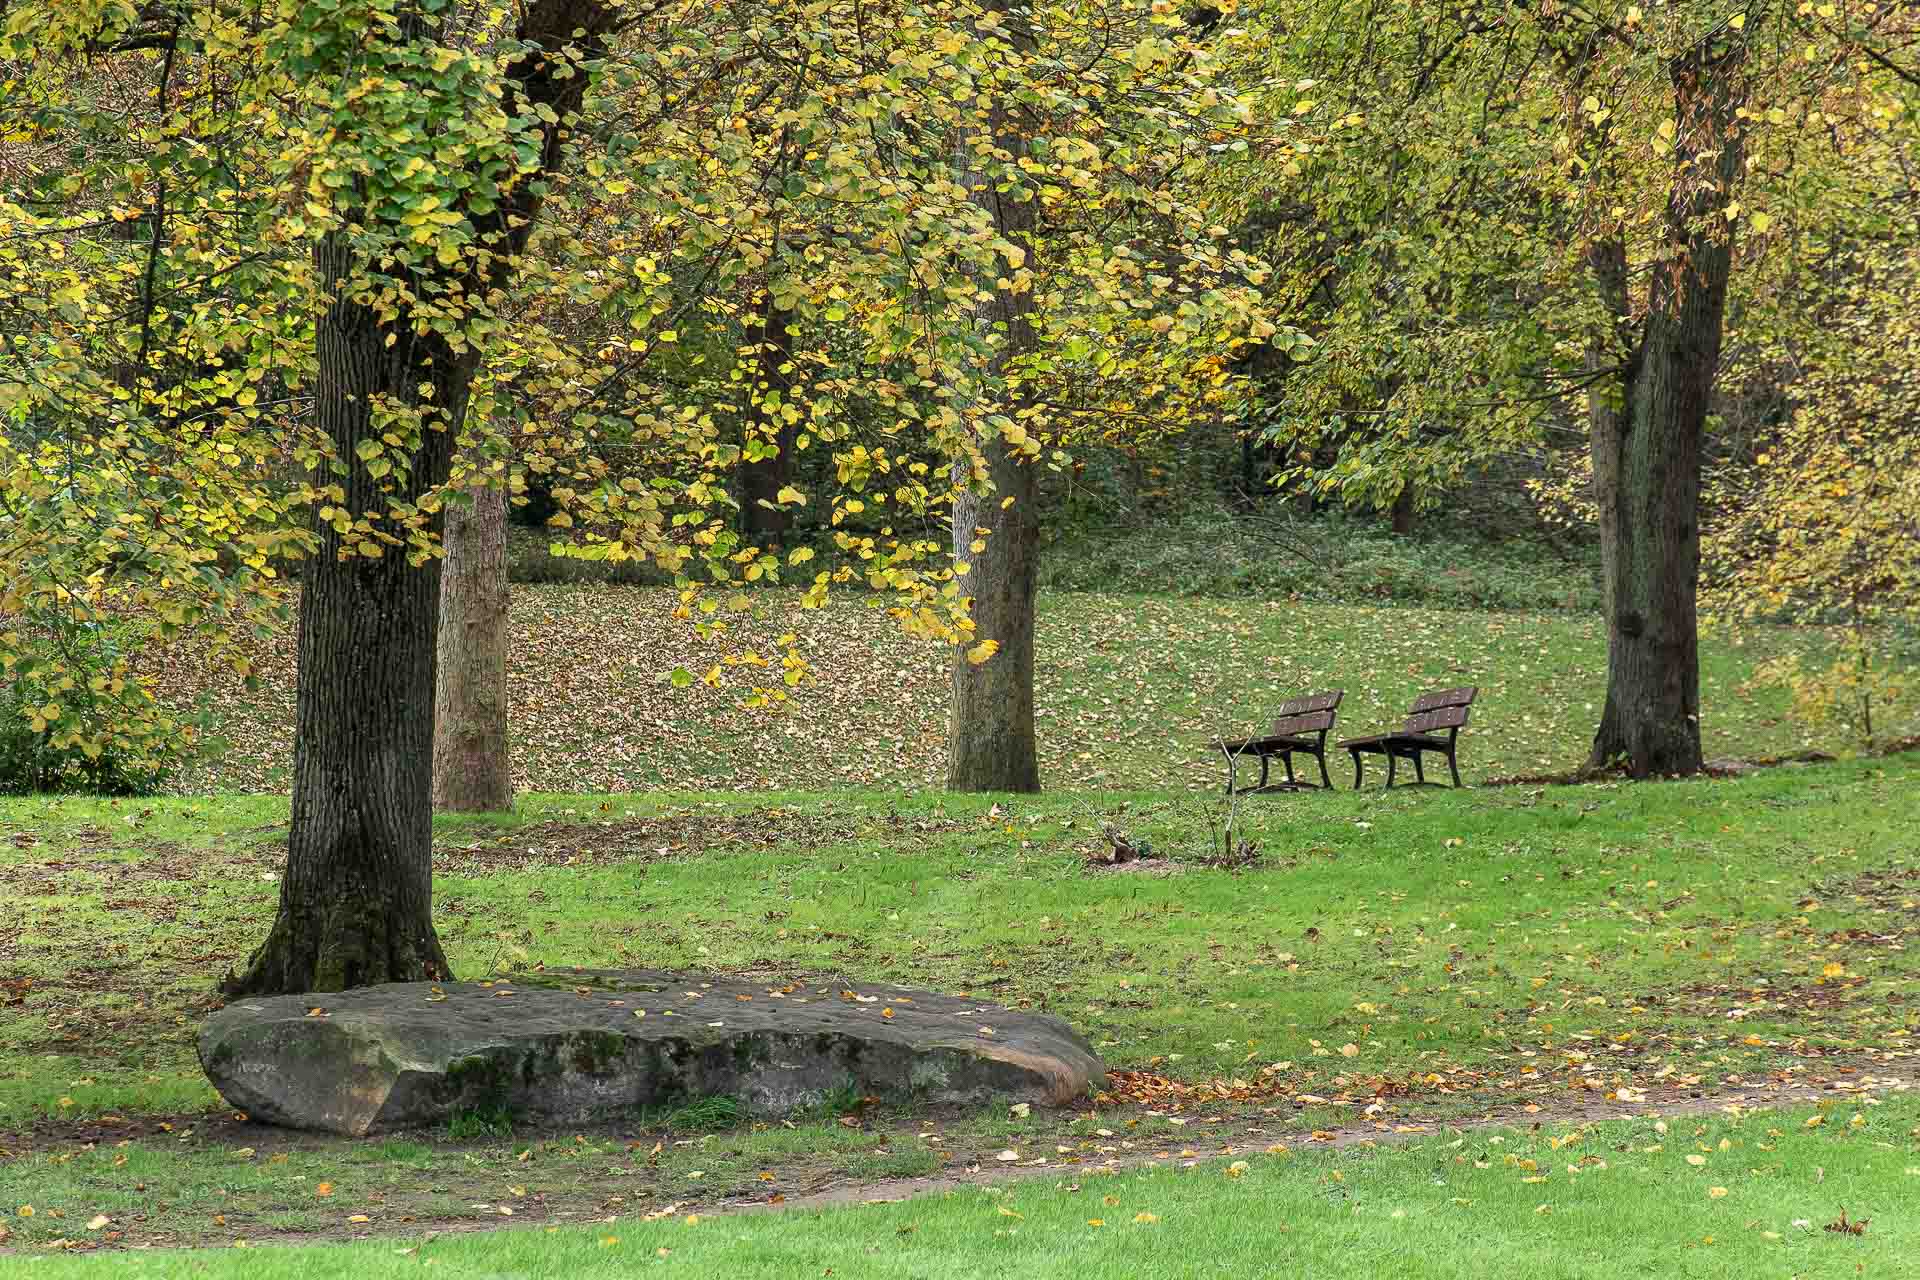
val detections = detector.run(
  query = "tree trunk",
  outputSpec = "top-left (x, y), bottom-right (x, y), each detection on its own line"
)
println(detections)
top-left (948, 0), bottom-right (1042, 794)
top-left (949, 447), bottom-right (1042, 792)
top-left (739, 288), bottom-right (797, 542)
top-left (432, 472), bottom-right (513, 812)
top-left (1587, 37), bottom-right (1749, 778)
top-left (1389, 484), bottom-right (1416, 535)
top-left (225, 0), bottom-right (619, 994)
top-left (224, 237), bottom-right (470, 995)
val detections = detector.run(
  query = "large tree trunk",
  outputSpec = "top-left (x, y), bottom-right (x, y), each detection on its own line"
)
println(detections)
top-left (948, 0), bottom-right (1042, 794)
top-left (1587, 36), bottom-right (1749, 778)
top-left (224, 239), bottom-right (471, 995)
top-left (432, 472), bottom-right (513, 813)
top-left (225, 0), bottom-right (618, 995)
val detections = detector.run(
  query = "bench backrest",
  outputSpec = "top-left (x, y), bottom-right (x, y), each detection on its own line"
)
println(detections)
top-left (1402, 686), bottom-right (1476, 735)
top-left (1271, 689), bottom-right (1343, 738)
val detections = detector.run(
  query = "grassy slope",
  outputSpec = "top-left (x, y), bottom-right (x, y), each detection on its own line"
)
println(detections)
top-left (145, 587), bottom-right (1869, 795)
top-left (14, 1098), bottom-right (1919, 1278)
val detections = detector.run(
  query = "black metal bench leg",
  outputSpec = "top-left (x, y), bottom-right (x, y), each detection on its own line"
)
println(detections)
top-left (1448, 749), bottom-right (1461, 788)
top-left (1385, 752), bottom-right (1397, 789)
top-left (1350, 750), bottom-right (1364, 790)
top-left (1282, 752), bottom-right (1296, 787)
top-left (1413, 752), bottom-right (1426, 785)
top-left (1316, 750), bottom-right (1331, 789)
top-left (1258, 754), bottom-right (1271, 792)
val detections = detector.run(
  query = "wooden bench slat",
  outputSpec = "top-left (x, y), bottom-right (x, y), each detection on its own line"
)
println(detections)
top-left (1275, 691), bottom-right (1343, 717)
top-left (1411, 686), bottom-right (1477, 714)
top-left (1404, 704), bottom-right (1470, 735)
top-left (1270, 708), bottom-right (1337, 737)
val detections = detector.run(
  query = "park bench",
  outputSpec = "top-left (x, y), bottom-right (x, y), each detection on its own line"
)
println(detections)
top-left (1338, 686), bottom-right (1477, 789)
top-left (1213, 690), bottom-right (1344, 794)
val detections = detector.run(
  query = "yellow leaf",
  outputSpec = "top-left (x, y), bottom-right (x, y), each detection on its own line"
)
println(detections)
top-left (1707, 1187), bottom-right (1727, 1199)
top-left (1133, 1212), bottom-right (1160, 1224)
top-left (966, 639), bottom-right (1000, 665)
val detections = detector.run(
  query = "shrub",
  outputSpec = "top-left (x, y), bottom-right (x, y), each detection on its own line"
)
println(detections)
top-left (0, 615), bottom-right (198, 796)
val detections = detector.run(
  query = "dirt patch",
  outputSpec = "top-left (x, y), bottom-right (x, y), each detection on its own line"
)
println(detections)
top-left (433, 808), bottom-right (969, 874)
top-left (1085, 856), bottom-right (1183, 877)
top-left (1818, 865), bottom-right (1920, 914)
top-left (0, 839), bottom-right (269, 896)
top-left (1484, 749), bottom-right (1846, 789)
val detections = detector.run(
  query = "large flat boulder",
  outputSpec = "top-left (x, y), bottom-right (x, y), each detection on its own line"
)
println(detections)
top-left (198, 969), bottom-right (1104, 1136)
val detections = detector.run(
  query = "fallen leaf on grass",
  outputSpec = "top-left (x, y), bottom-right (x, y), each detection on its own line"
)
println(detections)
top-left (1133, 1213), bottom-right (1160, 1225)
top-left (85, 1215), bottom-right (109, 1231)
top-left (1824, 1209), bottom-right (1868, 1237)
top-left (315, 1183), bottom-right (333, 1197)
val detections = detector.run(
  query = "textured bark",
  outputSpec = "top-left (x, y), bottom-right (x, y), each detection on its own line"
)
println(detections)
top-left (948, 0), bottom-right (1041, 794)
top-left (1586, 38), bottom-right (1749, 778)
top-left (1389, 485), bottom-right (1416, 535)
top-left (738, 288), bottom-right (797, 541)
top-left (432, 475), bottom-right (512, 813)
top-left (225, 0), bottom-right (619, 996)
top-left (224, 234), bottom-right (469, 996)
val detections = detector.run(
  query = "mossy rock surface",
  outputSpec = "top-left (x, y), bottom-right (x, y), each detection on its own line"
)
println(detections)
top-left (198, 968), bottom-right (1103, 1136)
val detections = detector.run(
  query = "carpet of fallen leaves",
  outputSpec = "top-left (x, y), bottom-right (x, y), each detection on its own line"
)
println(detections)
top-left (147, 586), bottom-right (1816, 795)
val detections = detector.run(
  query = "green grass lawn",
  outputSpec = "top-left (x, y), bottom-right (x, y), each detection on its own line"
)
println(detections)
top-left (11, 1097), bottom-right (1917, 1277)
top-left (6, 757), bottom-right (1918, 1131)
top-left (145, 587), bottom-right (1888, 795)
top-left (3, 753), bottom-right (1917, 1258)
top-left (6, 590), bottom-right (1917, 1264)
